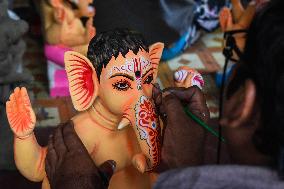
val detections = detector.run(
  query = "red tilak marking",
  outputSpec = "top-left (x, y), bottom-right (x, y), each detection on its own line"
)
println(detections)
top-left (134, 58), bottom-right (142, 78)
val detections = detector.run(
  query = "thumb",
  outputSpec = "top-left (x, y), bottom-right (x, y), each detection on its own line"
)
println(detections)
top-left (98, 160), bottom-right (116, 187)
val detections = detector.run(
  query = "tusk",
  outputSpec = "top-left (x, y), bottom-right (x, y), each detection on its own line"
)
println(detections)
top-left (132, 153), bottom-right (147, 173)
top-left (117, 117), bottom-right (130, 130)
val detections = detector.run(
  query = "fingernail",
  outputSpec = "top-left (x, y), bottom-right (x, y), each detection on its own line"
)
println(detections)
top-left (98, 160), bottom-right (116, 184)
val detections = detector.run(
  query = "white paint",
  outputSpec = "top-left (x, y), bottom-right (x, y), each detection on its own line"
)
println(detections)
top-left (174, 70), bottom-right (188, 82)
top-left (107, 56), bottom-right (151, 77)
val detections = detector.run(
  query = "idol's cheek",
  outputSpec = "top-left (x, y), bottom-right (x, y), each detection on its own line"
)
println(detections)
top-left (98, 83), bottom-right (137, 115)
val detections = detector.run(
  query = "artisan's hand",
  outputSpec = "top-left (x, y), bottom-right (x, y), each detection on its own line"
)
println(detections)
top-left (153, 85), bottom-right (209, 125)
top-left (45, 123), bottom-right (116, 189)
top-left (152, 85), bottom-right (209, 171)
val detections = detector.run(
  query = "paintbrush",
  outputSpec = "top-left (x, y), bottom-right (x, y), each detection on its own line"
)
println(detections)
top-left (152, 84), bottom-right (225, 142)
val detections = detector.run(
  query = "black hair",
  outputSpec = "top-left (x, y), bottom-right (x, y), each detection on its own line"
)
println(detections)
top-left (87, 28), bottom-right (149, 81)
top-left (226, 0), bottom-right (284, 169)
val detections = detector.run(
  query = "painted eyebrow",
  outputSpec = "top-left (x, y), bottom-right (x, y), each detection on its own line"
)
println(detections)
top-left (109, 73), bottom-right (134, 81)
top-left (142, 68), bottom-right (154, 78)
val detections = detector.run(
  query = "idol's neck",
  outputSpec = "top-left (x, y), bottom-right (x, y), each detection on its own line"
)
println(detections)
top-left (88, 98), bottom-right (120, 131)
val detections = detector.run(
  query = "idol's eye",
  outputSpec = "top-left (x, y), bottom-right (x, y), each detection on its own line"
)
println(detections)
top-left (143, 73), bottom-right (154, 84)
top-left (112, 79), bottom-right (132, 91)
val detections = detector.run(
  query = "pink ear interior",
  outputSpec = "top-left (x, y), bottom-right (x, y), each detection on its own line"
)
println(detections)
top-left (65, 51), bottom-right (97, 111)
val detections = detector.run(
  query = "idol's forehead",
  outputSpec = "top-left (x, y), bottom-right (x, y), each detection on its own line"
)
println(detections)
top-left (109, 49), bottom-right (150, 67)
top-left (102, 49), bottom-right (152, 79)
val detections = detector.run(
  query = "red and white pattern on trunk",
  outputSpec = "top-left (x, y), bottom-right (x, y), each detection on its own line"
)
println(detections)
top-left (133, 58), bottom-right (142, 90)
top-left (135, 96), bottom-right (161, 169)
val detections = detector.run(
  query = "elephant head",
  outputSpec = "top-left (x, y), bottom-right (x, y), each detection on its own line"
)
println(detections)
top-left (64, 29), bottom-right (164, 173)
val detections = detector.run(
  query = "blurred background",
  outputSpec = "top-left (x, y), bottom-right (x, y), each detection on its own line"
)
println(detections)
top-left (0, 0), bottom-right (250, 188)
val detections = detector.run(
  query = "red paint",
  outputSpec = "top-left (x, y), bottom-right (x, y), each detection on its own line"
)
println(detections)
top-left (134, 58), bottom-right (142, 78)
top-left (9, 106), bottom-right (32, 133)
top-left (150, 47), bottom-right (159, 52)
top-left (91, 142), bottom-right (100, 158)
top-left (137, 98), bottom-right (161, 169)
top-left (37, 148), bottom-right (46, 172)
top-left (194, 75), bottom-right (205, 87)
top-left (67, 54), bottom-right (94, 108)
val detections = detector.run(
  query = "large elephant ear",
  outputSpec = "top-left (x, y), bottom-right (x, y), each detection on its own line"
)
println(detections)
top-left (149, 42), bottom-right (164, 81)
top-left (65, 51), bottom-right (99, 111)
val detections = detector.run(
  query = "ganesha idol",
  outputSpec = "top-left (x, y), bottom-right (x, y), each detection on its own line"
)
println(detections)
top-left (6, 29), bottom-right (204, 189)
top-left (41, 0), bottom-right (95, 97)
